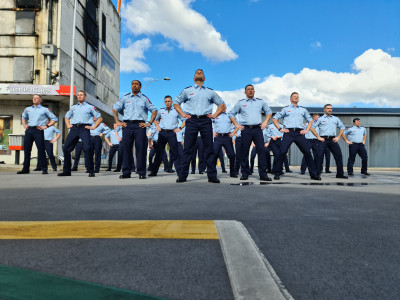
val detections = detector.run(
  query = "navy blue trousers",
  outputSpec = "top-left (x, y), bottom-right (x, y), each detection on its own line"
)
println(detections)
top-left (347, 143), bottom-right (368, 174)
top-left (121, 122), bottom-right (147, 176)
top-left (190, 137), bottom-right (206, 173)
top-left (218, 150), bottom-right (226, 171)
top-left (182, 118), bottom-right (216, 178)
top-left (275, 131), bottom-right (317, 177)
top-left (149, 143), bottom-right (169, 171)
top-left (23, 127), bottom-right (47, 172)
top-left (300, 139), bottom-right (319, 173)
top-left (152, 130), bottom-right (182, 176)
top-left (268, 139), bottom-right (289, 173)
top-left (72, 141), bottom-right (84, 169)
top-left (63, 125), bottom-right (93, 173)
top-left (250, 146), bottom-right (272, 173)
top-left (213, 135), bottom-right (235, 173)
top-left (36, 140), bottom-right (58, 170)
top-left (234, 137), bottom-right (242, 174)
top-left (240, 126), bottom-right (267, 177)
top-left (91, 136), bottom-right (103, 172)
top-left (317, 138), bottom-right (344, 176)
top-left (108, 144), bottom-right (123, 170)
top-left (324, 147), bottom-right (331, 171)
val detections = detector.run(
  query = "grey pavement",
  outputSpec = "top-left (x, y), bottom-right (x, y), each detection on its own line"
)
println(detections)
top-left (0, 166), bottom-right (399, 299)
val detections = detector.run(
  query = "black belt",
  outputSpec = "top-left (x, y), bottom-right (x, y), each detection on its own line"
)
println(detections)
top-left (217, 133), bottom-right (230, 136)
top-left (73, 123), bottom-right (91, 127)
top-left (161, 129), bottom-right (175, 132)
top-left (125, 120), bottom-right (145, 123)
top-left (191, 115), bottom-right (208, 119)
top-left (287, 128), bottom-right (303, 132)
top-left (244, 124), bottom-right (261, 128)
top-left (29, 126), bottom-right (39, 129)
top-left (321, 135), bottom-right (335, 139)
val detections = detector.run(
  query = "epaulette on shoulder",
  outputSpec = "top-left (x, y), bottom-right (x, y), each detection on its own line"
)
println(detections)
top-left (184, 86), bottom-right (192, 90)
top-left (124, 92), bottom-right (131, 96)
top-left (205, 87), bottom-right (214, 91)
top-left (239, 98), bottom-right (246, 102)
top-left (255, 98), bottom-right (263, 101)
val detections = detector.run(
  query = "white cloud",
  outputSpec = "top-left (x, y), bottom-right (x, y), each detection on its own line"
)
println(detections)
top-left (120, 38), bottom-right (151, 73)
top-left (217, 49), bottom-right (400, 109)
top-left (252, 77), bottom-right (262, 83)
top-left (311, 41), bottom-right (322, 49)
top-left (122, 0), bottom-right (238, 62)
top-left (155, 42), bottom-right (174, 52)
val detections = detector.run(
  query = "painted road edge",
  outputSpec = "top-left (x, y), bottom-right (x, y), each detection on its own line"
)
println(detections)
top-left (216, 220), bottom-right (293, 300)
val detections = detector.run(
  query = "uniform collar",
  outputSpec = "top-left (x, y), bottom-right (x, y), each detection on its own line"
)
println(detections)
top-left (77, 101), bottom-right (87, 106)
top-left (245, 97), bottom-right (256, 102)
top-left (193, 84), bottom-right (205, 89)
top-left (131, 92), bottom-right (142, 97)
top-left (323, 114), bottom-right (332, 118)
top-left (289, 104), bottom-right (298, 108)
top-left (32, 104), bottom-right (42, 108)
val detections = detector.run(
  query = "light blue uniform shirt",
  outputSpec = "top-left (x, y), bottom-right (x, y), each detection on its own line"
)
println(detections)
top-left (304, 122), bottom-right (318, 139)
top-left (174, 84), bottom-right (224, 115)
top-left (176, 128), bottom-right (184, 143)
top-left (21, 105), bottom-right (58, 126)
top-left (65, 102), bottom-right (101, 124)
top-left (113, 92), bottom-right (157, 121)
top-left (106, 127), bottom-right (122, 145)
top-left (312, 114), bottom-right (345, 136)
top-left (344, 125), bottom-right (366, 143)
top-left (234, 114), bottom-right (241, 138)
top-left (273, 104), bottom-right (312, 129)
top-left (43, 126), bottom-right (61, 141)
top-left (148, 125), bottom-right (159, 142)
top-left (262, 128), bottom-right (269, 143)
top-left (228, 98), bottom-right (272, 125)
top-left (156, 107), bottom-right (184, 130)
top-left (213, 112), bottom-right (234, 134)
top-left (266, 123), bottom-right (284, 140)
top-left (90, 122), bottom-right (111, 137)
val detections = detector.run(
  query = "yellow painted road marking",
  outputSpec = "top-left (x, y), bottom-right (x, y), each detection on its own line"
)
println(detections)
top-left (0, 220), bottom-right (219, 240)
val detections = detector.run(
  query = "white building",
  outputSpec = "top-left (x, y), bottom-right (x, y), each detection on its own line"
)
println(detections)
top-left (0, 0), bottom-right (120, 164)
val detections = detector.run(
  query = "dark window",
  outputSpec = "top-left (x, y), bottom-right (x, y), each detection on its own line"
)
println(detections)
top-left (16, 0), bottom-right (41, 9)
top-left (15, 11), bottom-right (35, 34)
top-left (102, 13), bottom-right (106, 45)
top-left (13, 57), bottom-right (34, 82)
top-left (86, 41), bottom-right (98, 67)
top-left (85, 77), bottom-right (96, 96)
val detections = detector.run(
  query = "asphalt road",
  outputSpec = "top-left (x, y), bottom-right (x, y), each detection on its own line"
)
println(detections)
top-left (0, 168), bottom-right (399, 299)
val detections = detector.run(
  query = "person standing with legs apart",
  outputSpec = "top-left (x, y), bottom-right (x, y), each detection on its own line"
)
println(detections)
top-left (212, 107), bottom-right (237, 178)
top-left (58, 90), bottom-right (102, 177)
top-left (229, 84), bottom-right (272, 181)
top-left (310, 104), bottom-right (348, 179)
top-left (105, 123), bottom-right (123, 172)
top-left (34, 120), bottom-right (61, 172)
top-left (173, 69), bottom-right (226, 183)
top-left (300, 113), bottom-right (320, 175)
top-left (342, 118), bottom-right (370, 176)
top-left (266, 122), bottom-right (291, 175)
top-left (113, 80), bottom-right (157, 179)
top-left (149, 95), bottom-right (185, 178)
top-left (90, 120), bottom-right (111, 173)
top-left (272, 92), bottom-right (320, 181)
top-left (18, 94), bottom-right (58, 175)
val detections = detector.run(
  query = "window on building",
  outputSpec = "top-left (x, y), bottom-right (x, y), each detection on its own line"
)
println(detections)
top-left (0, 57), bottom-right (14, 82)
top-left (15, 11), bottom-right (35, 34)
top-left (0, 116), bottom-right (13, 155)
top-left (86, 41), bottom-right (97, 67)
top-left (13, 57), bottom-right (34, 82)
top-left (85, 77), bottom-right (96, 96)
top-left (16, 0), bottom-right (41, 9)
top-left (102, 13), bottom-right (106, 45)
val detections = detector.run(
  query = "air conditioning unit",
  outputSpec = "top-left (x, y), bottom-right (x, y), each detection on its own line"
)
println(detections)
top-left (41, 44), bottom-right (57, 57)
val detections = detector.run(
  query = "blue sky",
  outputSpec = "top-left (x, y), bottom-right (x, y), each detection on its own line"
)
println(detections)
top-left (111, 0), bottom-right (400, 110)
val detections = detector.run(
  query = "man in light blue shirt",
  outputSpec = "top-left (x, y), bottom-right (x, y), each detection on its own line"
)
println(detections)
top-left (58, 90), bottom-right (102, 177)
top-left (174, 69), bottom-right (225, 183)
top-left (34, 121), bottom-right (61, 172)
top-left (113, 80), bottom-right (157, 179)
top-left (272, 92), bottom-right (320, 180)
top-left (300, 114), bottom-right (320, 175)
top-left (229, 84), bottom-right (272, 181)
top-left (90, 120), bottom-right (111, 173)
top-left (105, 123), bottom-right (123, 172)
top-left (213, 106), bottom-right (237, 178)
top-left (149, 95), bottom-right (185, 177)
top-left (311, 104), bottom-right (347, 178)
top-left (342, 118), bottom-right (369, 176)
top-left (18, 94), bottom-right (58, 175)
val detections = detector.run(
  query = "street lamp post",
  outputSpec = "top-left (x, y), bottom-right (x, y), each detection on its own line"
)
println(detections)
top-left (142, 77), bottom-right (170, 93)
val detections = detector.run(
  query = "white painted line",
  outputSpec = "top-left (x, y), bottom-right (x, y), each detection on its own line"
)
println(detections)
top-left (216, 220), bottom-right (293, 300)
